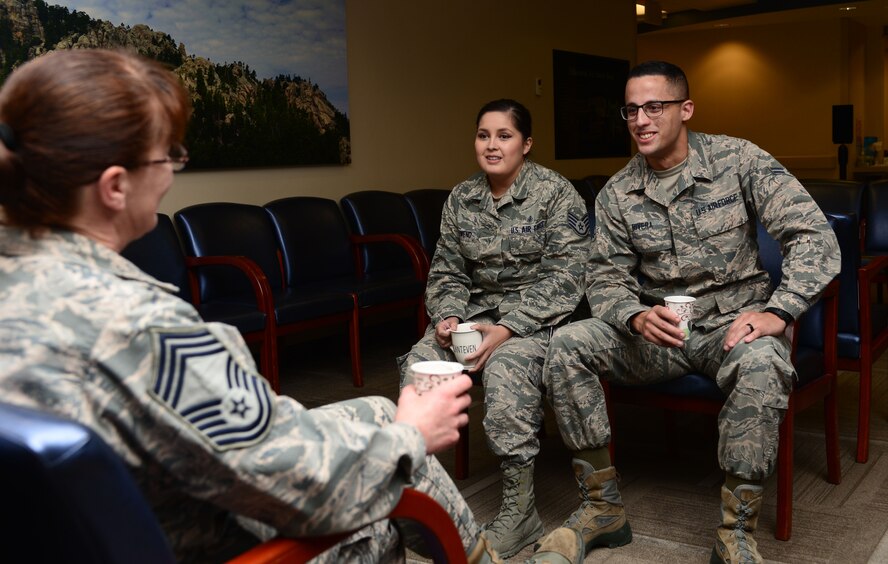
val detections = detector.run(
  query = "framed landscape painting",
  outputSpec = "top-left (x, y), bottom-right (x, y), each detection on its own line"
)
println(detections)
top-left (0, 0), bottom-right (350, 169)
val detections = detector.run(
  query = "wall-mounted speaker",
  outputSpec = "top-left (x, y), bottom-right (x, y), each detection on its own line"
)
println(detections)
top-left (832, 104), bottom-right (853, 145)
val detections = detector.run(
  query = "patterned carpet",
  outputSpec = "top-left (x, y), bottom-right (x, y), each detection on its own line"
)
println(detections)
top-left (277, 314), bottom-right (888, 563)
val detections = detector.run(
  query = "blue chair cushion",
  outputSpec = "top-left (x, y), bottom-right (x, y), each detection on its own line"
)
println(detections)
top-left (0, 402), bottom-right (175, 563)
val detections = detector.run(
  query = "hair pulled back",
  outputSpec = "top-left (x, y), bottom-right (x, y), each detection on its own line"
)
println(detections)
top-left (476, 98), bottom-right (532, 141)
top-left (0, 48), bottom-right (191, 231)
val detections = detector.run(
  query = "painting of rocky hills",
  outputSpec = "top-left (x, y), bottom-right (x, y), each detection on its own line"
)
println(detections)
top-left (0, 0), bottom-right (350, 168)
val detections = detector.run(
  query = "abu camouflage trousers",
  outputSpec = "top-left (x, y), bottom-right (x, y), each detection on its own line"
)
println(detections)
top-left (543, 318), bottom-right (794, 481)
top-left (308, 397), bottom-right (480, 563)
top-left (398, 314), bottom-right (552, 466)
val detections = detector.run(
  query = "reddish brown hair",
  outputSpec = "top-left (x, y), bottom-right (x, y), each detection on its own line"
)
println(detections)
top-left (0, 48), bottom-right (191, 230)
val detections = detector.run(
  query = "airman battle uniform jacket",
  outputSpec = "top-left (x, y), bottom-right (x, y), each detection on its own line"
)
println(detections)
top-left (590, 131), bottom-right (840, 333)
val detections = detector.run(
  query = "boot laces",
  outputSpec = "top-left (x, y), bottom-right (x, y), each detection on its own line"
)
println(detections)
top-left (732, 501), bottom-right (756, 562)
top-left (487, 481), bottom-right (522, 534)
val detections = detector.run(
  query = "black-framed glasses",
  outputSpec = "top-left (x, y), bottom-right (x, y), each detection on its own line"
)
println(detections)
top-left (134, 143), bottom-right (189, 172)
top-left (620, 100), bottom-right (687, 121)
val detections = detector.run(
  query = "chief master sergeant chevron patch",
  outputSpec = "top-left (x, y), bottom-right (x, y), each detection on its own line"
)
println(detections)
top-left (148, 327), bottom-right (275, 451)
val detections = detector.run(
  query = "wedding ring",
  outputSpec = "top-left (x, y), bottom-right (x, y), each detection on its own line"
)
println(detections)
top-left (746, 323), bottom-right (755, 333)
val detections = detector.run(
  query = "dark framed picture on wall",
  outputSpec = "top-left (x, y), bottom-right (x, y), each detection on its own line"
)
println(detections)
top-left (552, 50), bottom-right (630, 160)
top-left (0, 0), bottom-right (350, 169)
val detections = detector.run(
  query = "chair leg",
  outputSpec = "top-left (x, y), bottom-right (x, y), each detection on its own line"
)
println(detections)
top-left (455, 409), bottom-right (469, 480)
top-left (776, 410), bottom-right (794, 541)
top-left (262, 336), bottom-right (280, 393)
top-left (825, 379), bottom-right (842, 484)
top-left (856, 359), bottom-right (872, 463)
top-left (349, 306), bottom-right (363, 387)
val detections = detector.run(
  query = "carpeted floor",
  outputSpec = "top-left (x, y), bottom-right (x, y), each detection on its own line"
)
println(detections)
top-left (276, 313), bottom-right (888, 563)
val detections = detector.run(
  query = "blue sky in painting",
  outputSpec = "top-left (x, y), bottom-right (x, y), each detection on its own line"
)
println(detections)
top-left (57, 0), bottom-right (349, 114)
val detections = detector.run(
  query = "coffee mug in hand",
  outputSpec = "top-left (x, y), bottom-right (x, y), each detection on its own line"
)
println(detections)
top-left (450, 322), bottom-right (482, 368)
top-left (664, 295), bottom-right (696, 340)
top-left (409, 361), bottom-right (464, 395)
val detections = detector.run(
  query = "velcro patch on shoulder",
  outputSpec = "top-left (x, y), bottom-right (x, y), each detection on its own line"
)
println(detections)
top-left (149, 328), bottom-right (275, 451)
top-left (567, 211), bottom-right (591, 237)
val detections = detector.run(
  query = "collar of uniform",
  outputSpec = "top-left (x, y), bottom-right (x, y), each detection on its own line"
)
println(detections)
top-left (623, 131), bottom-right (714, 207)
top-left (686, 131), bottom-right (714, 184)
top-left (466, 159), bottom-right (535, 204)
top-left (509, 160), bottom-right (534, 201)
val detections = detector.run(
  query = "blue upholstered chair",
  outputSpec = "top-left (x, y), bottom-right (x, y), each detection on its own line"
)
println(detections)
top-left (606, 218), bottom-right (841, 541)
top-left (340, 191), bottom-right (430, 336)
top-left (121, 214), bottom-right (277, 388)
top-left (264, 196), bottom-right (430, 373)
top-left (174, 203), bottom-right (361, 388)
top-left (404, 188), bottom-right (451, 261)
top-left (0, 401), bottom-right (176, 563)
top-left (801, 179), bottom-right (867, 252)
top-left (824, 211), bottom-right (888, 462)
top-left (864, 179), bottom-right (888, 256)
top-left (0, 401), bottom-right (468, 563)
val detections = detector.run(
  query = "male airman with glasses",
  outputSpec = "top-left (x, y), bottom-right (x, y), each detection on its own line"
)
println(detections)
top-left (533, 60), bottom-right (840, 563)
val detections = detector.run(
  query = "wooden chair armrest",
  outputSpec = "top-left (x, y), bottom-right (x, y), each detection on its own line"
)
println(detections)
top-left (184, 255), bottom-right (275, 314)
top-left (227, 489), bottom-right (465, 564)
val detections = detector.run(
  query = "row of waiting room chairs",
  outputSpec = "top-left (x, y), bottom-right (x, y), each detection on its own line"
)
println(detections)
top-left (794, 179), bottom-right (888, 464)
top-left (122, 190), bottom-right (453, 392)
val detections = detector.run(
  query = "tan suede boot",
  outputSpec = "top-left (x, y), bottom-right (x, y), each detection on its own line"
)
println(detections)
top-left (710, 484), bottom-right (764, 564)
top-left (483, 463), bottom-right (545, 558)
top-left (467, 531), bottom-right (504, 564)
top-left (560, 459), bottom-right (632, 554)
top-left (527, 527), bottom-right (584, 564)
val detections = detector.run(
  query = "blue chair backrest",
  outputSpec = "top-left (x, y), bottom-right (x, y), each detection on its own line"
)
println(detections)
top-left (175, 203), bottom-right (283, 300)
top-left (121, 214), bottom-right (192, 302)
top-left (264, 197), bottom-right (356, 286)
top-left (0, 402), bottom-right (175, 563)
top-left (756, 219), bottom-right (829, 350)
top-left (800, 179), bottom-right (866, 218)
top-left (823, 212), bottom-right (861, 335)
top-left (864, 180), bottom-right (888, 254)
top-left (404, 189), bottom-right (451, 259)
top-left (340, 191), bottom-right (422, 274)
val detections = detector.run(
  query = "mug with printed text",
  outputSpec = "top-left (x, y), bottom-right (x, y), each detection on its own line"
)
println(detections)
top-left (450, 322), bottom-right (483, 369)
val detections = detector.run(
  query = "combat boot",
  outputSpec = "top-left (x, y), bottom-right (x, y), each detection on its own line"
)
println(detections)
top-left (710, 484), bottom-right (764, 564)
top-left (560, 459), bottom-right (632, 554)
top-left (483, 463), bottom-right (545, 558)
top-left (467, 531), bottom-right (504, 564)
top-left (527, 527), bottom-right (584, 564)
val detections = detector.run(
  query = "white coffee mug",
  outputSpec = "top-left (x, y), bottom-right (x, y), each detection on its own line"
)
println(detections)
top-left (409, 360), bottom-right (463, 395)
top-left (451, 322), bottom-right (482, 368)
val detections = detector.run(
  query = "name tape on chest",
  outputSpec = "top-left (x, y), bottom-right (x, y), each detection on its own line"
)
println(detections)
top-left (149, 328), bottom-right (275, 451)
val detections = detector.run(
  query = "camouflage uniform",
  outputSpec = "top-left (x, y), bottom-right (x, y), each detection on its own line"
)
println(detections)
top-left (397, 160), bottom-right (590, 464)
top-left (0, 226), bottom-right (480, 563)
top-left (544, 132), bottom-right (840, 480)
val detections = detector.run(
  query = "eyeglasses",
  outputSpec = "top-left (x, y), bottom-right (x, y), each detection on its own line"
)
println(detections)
top-left (620, 100), bottom-right (687, 121)
top-left (134, 144), bottom-right (189, 172)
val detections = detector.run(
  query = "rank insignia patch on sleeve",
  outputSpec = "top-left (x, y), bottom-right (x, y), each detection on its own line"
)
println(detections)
top-left (567, 211), bottom-right (591, 237)
top-left (149, 328), bottom-right (274, 451)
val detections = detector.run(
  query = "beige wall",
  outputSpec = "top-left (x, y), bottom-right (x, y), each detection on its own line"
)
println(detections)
top-left (159, 1), bottom-right (637, 215)
top-left (638, 17), bottom-right (886, 179)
